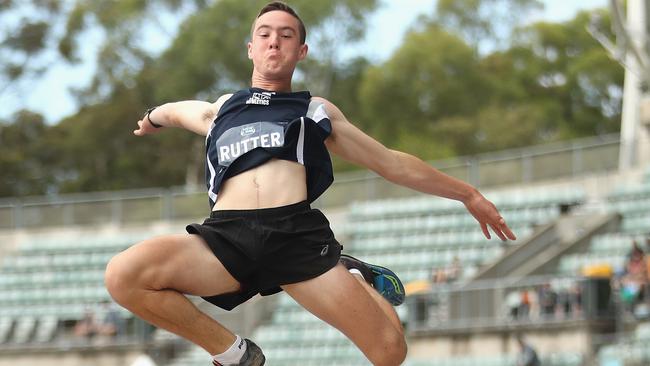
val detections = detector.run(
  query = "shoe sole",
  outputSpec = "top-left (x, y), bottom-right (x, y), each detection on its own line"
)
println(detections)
top-left (249, 354), bottom-right (265, 366)
top-left (242, 339), bottom-right (266, 366)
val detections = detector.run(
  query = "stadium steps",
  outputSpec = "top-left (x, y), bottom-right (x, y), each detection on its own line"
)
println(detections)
top-left (555, 180), bottom-right (650, 276)
top-left (343, 187), bottom-right (585, 286)
top-left (472, 212), bottom-right (622, 281)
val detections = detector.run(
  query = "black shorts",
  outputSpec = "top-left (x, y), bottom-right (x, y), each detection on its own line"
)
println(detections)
top-left (186, 201), bottom-right (342, 311)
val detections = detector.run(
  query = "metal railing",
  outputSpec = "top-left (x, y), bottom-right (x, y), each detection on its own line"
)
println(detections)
top-left (405, 274), bottom-right (614, 334)
top-left (0, 134), bottom-right (622, 229)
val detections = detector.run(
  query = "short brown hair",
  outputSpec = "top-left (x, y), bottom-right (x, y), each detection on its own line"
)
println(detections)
top-left (252, 1), bottom-right (306, 44)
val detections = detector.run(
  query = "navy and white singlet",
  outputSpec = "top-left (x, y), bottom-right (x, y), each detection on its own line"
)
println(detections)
top-left (204, 88), bottom-right (334, 208)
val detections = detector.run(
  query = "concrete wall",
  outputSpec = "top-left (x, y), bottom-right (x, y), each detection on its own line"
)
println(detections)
top-left (407, 325), bottom-right (591, 359)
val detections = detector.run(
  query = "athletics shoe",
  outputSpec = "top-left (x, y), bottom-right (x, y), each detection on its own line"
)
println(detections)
top-left (339, 254), bottom-right (405, 306)
top-left (212, 339), bottom-right (265, 366)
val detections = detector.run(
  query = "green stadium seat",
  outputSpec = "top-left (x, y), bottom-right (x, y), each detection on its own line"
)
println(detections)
top-left (12, 316), bottom-right (36, 343)
top-left (0, 318), bottom-right (12, 344)
top-left (33, 316), bottom-right (58, 343)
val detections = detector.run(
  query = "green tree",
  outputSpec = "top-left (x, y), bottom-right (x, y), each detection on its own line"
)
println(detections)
top-left (434, 0), bottom-right (542, 52)
top-left (0, 1), bottom-right (64, 103)
top-left (359, 23), bottom-right (489, 157)
top-left (356, 5), bottom-right (621, 159)
top-left (0, 111), bottom-right (55, 196)
top-left (505, 9), bottom-right (623, 139)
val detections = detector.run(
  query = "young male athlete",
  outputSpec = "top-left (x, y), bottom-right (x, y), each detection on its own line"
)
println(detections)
top-left (104, 2), bottom-right (516, 365)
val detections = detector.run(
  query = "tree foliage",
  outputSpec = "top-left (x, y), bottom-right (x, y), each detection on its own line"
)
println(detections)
top-left (0, 1), bottom-right (622, 198)
top-left (434, 0), bottom-right (543, 52)
top-left (358, 7), bottom-right (621, 158)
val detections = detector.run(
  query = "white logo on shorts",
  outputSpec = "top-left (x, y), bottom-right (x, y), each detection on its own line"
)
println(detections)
top-left (320, 245), bottom-right (329, 256)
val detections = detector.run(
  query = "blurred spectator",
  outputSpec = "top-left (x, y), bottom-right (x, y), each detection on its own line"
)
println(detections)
top-left (74, 308), bottom-right (99, 339)
top-left (431, 267), bottom-right (447, 284)
top-left (507, 291), bottom-right (521, 320)
top-left (430, 257), bottom-right (463, 285)
top-left (528, 288), bottom-right (539, 319)
top-left (516, 334), bottom-right (541, 366)
top-left (519, 289), bottom-right (531, 319)
top-left (646, 237), bottom-right (650, 272)
top-left (620, 241), bottom-right (648, 311)
top-left (446, 256), bottom-right (462, 283)
top-left (568, 283), bottom-right (582, 316)
top-left (538, 283), bottom-right (558, 319)
top-left (97, 300), bottom-right (125, 337)
top-left (646, 237), bottom-right (650, 306)
top-left (556, 282), bottom-right (583, 318)
top-left (74, 301), bottom-right (124, 340)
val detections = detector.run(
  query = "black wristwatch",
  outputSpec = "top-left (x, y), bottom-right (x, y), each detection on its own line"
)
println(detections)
top-left (146, 107), bottom-right (163, 128)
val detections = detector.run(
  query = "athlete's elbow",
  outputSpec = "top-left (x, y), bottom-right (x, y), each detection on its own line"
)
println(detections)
top-left (381, 167), bottom-right (404, 185)
top-left (380, 160), bottom-right (409, 185)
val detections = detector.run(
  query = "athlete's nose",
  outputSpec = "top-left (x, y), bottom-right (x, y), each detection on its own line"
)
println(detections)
top-left (268, 33), bottom-right (280, 49)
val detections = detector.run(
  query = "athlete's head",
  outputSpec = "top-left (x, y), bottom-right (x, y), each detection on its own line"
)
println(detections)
top-left (252, 2), bottom-right (306, 45)
top-left (248, 2), bottom-right (308, 82)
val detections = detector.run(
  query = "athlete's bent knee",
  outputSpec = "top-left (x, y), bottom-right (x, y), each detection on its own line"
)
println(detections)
top-left (368, 331), bottom-right (407, 366)
top-left (104, 252), bottom-right (146, 305)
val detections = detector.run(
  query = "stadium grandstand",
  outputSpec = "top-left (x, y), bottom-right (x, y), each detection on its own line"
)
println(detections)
top-left (0, 129), bottom-right (648, 365)
top-left (1, 1), bottom-right (649, 365)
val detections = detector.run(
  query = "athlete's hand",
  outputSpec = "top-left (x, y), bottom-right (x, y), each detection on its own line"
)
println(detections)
top-left (133, 116), bottom-right (162, 136)
top-left (464, 192), bottom-right (516, 241)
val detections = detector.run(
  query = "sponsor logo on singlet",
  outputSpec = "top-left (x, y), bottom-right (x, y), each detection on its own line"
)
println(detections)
top-left (245, 92), bottom-right (274, 105)
top-left (215, 122), bottom-right (285, 165)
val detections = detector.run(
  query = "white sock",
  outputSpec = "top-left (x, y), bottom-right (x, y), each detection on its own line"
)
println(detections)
top-left (349, 268), bottom-right (363, 277)
top-left (212, 335), bottom-right (247, 365)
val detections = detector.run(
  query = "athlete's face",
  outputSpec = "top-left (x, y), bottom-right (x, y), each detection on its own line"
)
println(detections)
top-left (248, 10), bottom-right (308, 79)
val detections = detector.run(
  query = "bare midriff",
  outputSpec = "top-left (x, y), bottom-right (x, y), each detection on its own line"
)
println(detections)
top-left (212, 158), bottom-right (308, 210)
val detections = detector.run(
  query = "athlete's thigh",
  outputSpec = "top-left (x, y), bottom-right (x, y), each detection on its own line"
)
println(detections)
top-left (281, 264), bottom-right (399, 352)
top-left (110, 233), bottom-right (240, 296)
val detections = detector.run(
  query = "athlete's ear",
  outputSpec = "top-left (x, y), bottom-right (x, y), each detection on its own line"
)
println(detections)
top-left (298, 43), bottom-right (308, 60)
top-left (247, 41), bottom-right (253, 60)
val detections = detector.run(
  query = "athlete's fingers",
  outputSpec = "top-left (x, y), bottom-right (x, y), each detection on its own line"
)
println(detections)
top-left (481, 222), bottom-right (491, 240)
top-left (133, 120), bottom-right (145, 136)
top-left (490, 223), bottom-right (507, 241)
top-left (501, 221), bottom-right (517, 241)
top-left (492, 215), bottom-right (517, 241)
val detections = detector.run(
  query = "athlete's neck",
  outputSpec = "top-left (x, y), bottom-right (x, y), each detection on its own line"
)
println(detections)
top-left (251, 72), bottom-right (292, 93)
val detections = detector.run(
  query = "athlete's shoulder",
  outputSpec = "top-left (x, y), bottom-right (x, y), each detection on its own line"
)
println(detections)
top-left (212, 93), bottom-right (235, 116)
top-left (216, 93), bottom-right (235, 101)
top-left (309, 96), bottom-right (335, 113)
top-left (309, 96), bottom-right (345, 122)
top-left (310, 96), bottom-right (328, 104)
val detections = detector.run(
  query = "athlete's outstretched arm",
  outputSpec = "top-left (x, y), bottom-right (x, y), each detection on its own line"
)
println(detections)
top-left (316, 97), bottom-right (516, 241)
top-left (133, 94), bottom-right (232, 137)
